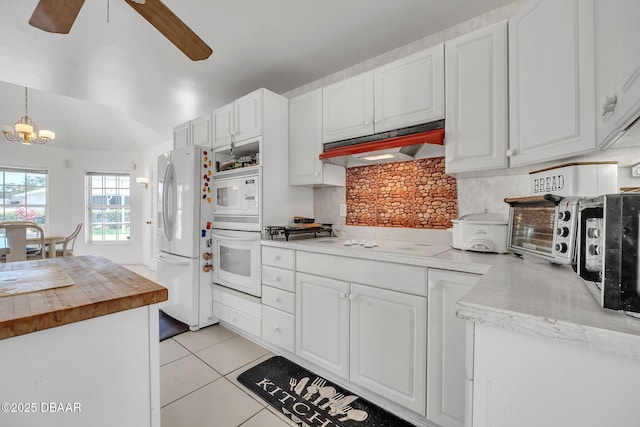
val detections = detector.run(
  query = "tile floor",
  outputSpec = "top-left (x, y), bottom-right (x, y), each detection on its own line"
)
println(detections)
top-left (122, 264), bottom-right (296, 427)
top-left (161, 325), bottom-right (297, 427)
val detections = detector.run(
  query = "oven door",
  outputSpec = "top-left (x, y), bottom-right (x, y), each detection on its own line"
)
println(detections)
top-left (212, 229), bottom-right (261, 297)
top-left (212, 168), bottom-right (260, 216)
top-left (506, 196), bottom-right (558, 260)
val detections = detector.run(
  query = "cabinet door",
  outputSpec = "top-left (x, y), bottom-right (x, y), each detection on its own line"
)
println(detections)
top-left (508, 0), bottom-right (596, 167)
top-left (595, 0), bottom-right (640, 149)
top-left (350, 283), bottom-right (427, 416)
top-left (191, 112), bottom-right (212, 149)
top-left (173, 121), bottom-right (191, 149)
top-left (296, 273), bottom-right (350, 379)
top-left (445, 22), bottom-right (508, 174)
top-left (213, 102), bottom-right (234, 149)
top-left (427, 269), bottom-right (480, 427)
top-left (322, 72), bottom-right (374, 143)
top-left (289, 89), bottom-right (324, 185)
top-left (374, 45), bottom-right (444, 133)
top-left (235, 89), bottom-right (263, 143)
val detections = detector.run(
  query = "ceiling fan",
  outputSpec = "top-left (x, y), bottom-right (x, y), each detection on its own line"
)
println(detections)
top-left (28, 0), bottom-right (213, 61)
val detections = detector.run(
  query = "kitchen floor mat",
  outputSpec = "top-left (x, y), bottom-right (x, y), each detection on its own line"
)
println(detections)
top-left (159, 310), bottom-right (189, 341)
top-left (237, 355), bottom-right (416, 427)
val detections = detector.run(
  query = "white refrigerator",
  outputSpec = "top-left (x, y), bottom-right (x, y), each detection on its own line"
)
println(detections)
top-left (156, 146), bottom-right (216, 330)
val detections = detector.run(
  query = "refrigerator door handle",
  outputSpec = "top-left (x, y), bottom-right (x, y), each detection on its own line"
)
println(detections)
top-left (162, 162), bottom-right (176, 242)
top-left (155, 253), bottom-right (190, 266)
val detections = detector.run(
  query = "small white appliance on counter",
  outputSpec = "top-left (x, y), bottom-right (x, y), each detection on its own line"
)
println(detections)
top-left (156, 146), bottom-right (217, 330)
top-left (449, 211), bottom-right (509, 253)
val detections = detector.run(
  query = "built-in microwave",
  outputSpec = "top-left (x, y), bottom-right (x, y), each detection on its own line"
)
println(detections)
top-left (212, 167), bottom-right (261, 231)
top-left (505, 194), bottom-right (583, 264)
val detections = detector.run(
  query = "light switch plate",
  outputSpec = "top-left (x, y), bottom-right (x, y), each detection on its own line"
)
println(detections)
top-left (339, 204), bottom-right (347, 217)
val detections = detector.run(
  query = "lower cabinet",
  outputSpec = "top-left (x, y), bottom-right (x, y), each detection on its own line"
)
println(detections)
top-left (296, 271), bottom-right (427, 416)
top-left (427, 269), bottom-right (480, 427)
top-left (212, 284), bottom-right (261, 337)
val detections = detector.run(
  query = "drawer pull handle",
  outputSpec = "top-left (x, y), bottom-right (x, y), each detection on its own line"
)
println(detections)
top-left (273, 327), bottom-right (280, 332)
top-left (273, 255), bottom-right (281, 261)
top-left (273, 275), bottom-right (280, 282)
top-left (273, 297), bottom-right (281, 303)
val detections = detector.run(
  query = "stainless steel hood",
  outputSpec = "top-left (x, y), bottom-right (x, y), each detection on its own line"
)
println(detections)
top-left (319, 121), bottom-right (445, 167)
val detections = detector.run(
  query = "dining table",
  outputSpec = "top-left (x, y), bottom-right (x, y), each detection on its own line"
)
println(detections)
top-left (27, 233), bottom-right (66, 258)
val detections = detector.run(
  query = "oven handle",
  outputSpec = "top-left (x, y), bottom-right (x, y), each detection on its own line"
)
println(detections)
top-left (154, 253), bottom-right (190, 266)
top-left (211, 232), bottom-right (259, 242)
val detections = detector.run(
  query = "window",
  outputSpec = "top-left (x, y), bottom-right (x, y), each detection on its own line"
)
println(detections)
top-left (86, 172), bottom-right (130, 242)
top-left (0, 167), bottom-right (48, 227)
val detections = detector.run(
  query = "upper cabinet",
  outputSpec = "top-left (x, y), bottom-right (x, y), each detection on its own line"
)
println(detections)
top-left (322, 45), bottom-right (444, 143)
top-left (445, 22), bottom-right (509, 174)
top-left (173, 121), bottom-right (190, 149)
top-left (213, 89), bottom-right (263, 149)
top-left (289, 89), bottom-right (344, 187)
top-left (595, 0), bottom-right (640, 149)
top-left (173, 112), bottom-right (213, 149)
top-left (508, 0), bottom-right (596, 167)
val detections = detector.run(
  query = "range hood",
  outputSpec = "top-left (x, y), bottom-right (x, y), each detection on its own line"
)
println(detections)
top-left (319, 121), bottom-right (445, 167)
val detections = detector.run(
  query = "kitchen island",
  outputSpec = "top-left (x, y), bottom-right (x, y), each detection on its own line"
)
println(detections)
top-left (260, 237), bottom-right (640, 427)
top-left (0, 255), bottom-right (168, 427)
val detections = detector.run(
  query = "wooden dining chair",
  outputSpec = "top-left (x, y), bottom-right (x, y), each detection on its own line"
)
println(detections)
top-left (0, 222), bottom-right (45, 262)
top-left (53, 222), bottom-right (83, 257)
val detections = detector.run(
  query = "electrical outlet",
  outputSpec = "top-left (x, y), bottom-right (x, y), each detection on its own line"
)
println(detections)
top-left (339, 204), bottom-right (347, 217)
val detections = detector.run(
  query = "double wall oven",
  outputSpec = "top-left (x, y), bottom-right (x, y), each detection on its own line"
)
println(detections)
top-left (211, 167), bottom-right (262, 297)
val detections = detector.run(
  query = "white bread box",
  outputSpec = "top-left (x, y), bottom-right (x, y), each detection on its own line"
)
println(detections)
top-left (529, 162), bottom-right (618, 197)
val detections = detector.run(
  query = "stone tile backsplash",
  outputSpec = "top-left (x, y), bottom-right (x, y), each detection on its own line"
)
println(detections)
top-left (346, 157), bottom-right (458, 229)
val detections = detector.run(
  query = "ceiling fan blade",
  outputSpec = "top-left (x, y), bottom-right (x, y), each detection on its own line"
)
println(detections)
top-left (124, 0), bottom-right (213, 61)
top-left (29, 0), bottom-right (85, 34)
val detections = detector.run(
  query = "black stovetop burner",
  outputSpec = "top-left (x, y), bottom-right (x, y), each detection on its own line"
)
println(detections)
top-left (265, 224), bottom-right (333, 241)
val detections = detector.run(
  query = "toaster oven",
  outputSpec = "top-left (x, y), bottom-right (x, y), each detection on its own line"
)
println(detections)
top-left (505, 194), bottom-right (583, 264)
top-left (577, 193), bottom-right (640, 314)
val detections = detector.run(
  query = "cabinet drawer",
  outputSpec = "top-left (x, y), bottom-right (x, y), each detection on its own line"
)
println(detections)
top-left (262, 285), bottom-right (295, 314)
top-left (262, 306), bottom-right (295, 353)
top-left (262, 246), bottom-right (295, 269)
top-left (213, 302), bottom-right (261, 337)
top-left (262, 265), bottom-right (295, 292)
top-left (296, 251), bottom-right (428, 296)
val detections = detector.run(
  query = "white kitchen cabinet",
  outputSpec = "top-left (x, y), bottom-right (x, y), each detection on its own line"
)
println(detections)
top-left (472, 323), bottom-right (640, 427)
top-left (296, 272), bottom-right (350, 379)
top-left (289, 89), bottom-right (344, 187)
top-left (508, 0), bottom-right (596, 167)
top-left (445, 22), bottom-right (509, 174)
top-left (173, 120), bottom-right (190, 149)
top-left (374, 46), bottom-right (444, 133)
top-left (595, 0), bottom-right (640, 149)
top-left (212, 102), bottom-right (234, 149)
top-left (427, 269), bottom-right (480, 427)
top-left (322, 46), bottom-right (444, 143)
top-left (322, 72), bottom-right (374, 142)
top-left (213, 89), bottom-right (263, 149)
top-left (212, 284), bottom-right (261, 337)
top-left (262, 246), bottom-right (296, 352)
top-left (350, 283), bottom-right (427, 415)
top-left (295, 250), bottom-right (428, 416)
top-left (174, 112), bottom-right (213, 149)
top-left (190, 111), bottom-right (213, 148)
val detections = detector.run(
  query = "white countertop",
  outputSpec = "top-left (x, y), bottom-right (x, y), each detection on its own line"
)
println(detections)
top-left (262, 236), bottom-right (640, 360)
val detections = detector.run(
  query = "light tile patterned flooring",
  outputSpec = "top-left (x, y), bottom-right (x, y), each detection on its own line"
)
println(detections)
top-left (161, 325), bottom-right (296, 427)
top-left (121, 264), bottom-right (296, 427)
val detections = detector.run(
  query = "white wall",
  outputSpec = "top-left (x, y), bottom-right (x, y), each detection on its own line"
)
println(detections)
top-left (0, 141), bottom-right (171, 265)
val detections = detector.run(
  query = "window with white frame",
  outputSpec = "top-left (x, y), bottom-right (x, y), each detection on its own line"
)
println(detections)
top-left (0, 167), bottom-right (48, 228)
top-left (86, 172), bottom-right (130, 242)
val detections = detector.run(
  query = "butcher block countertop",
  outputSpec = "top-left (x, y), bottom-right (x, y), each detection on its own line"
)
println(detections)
top-left (0, 255), bottom-right (168, 340)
